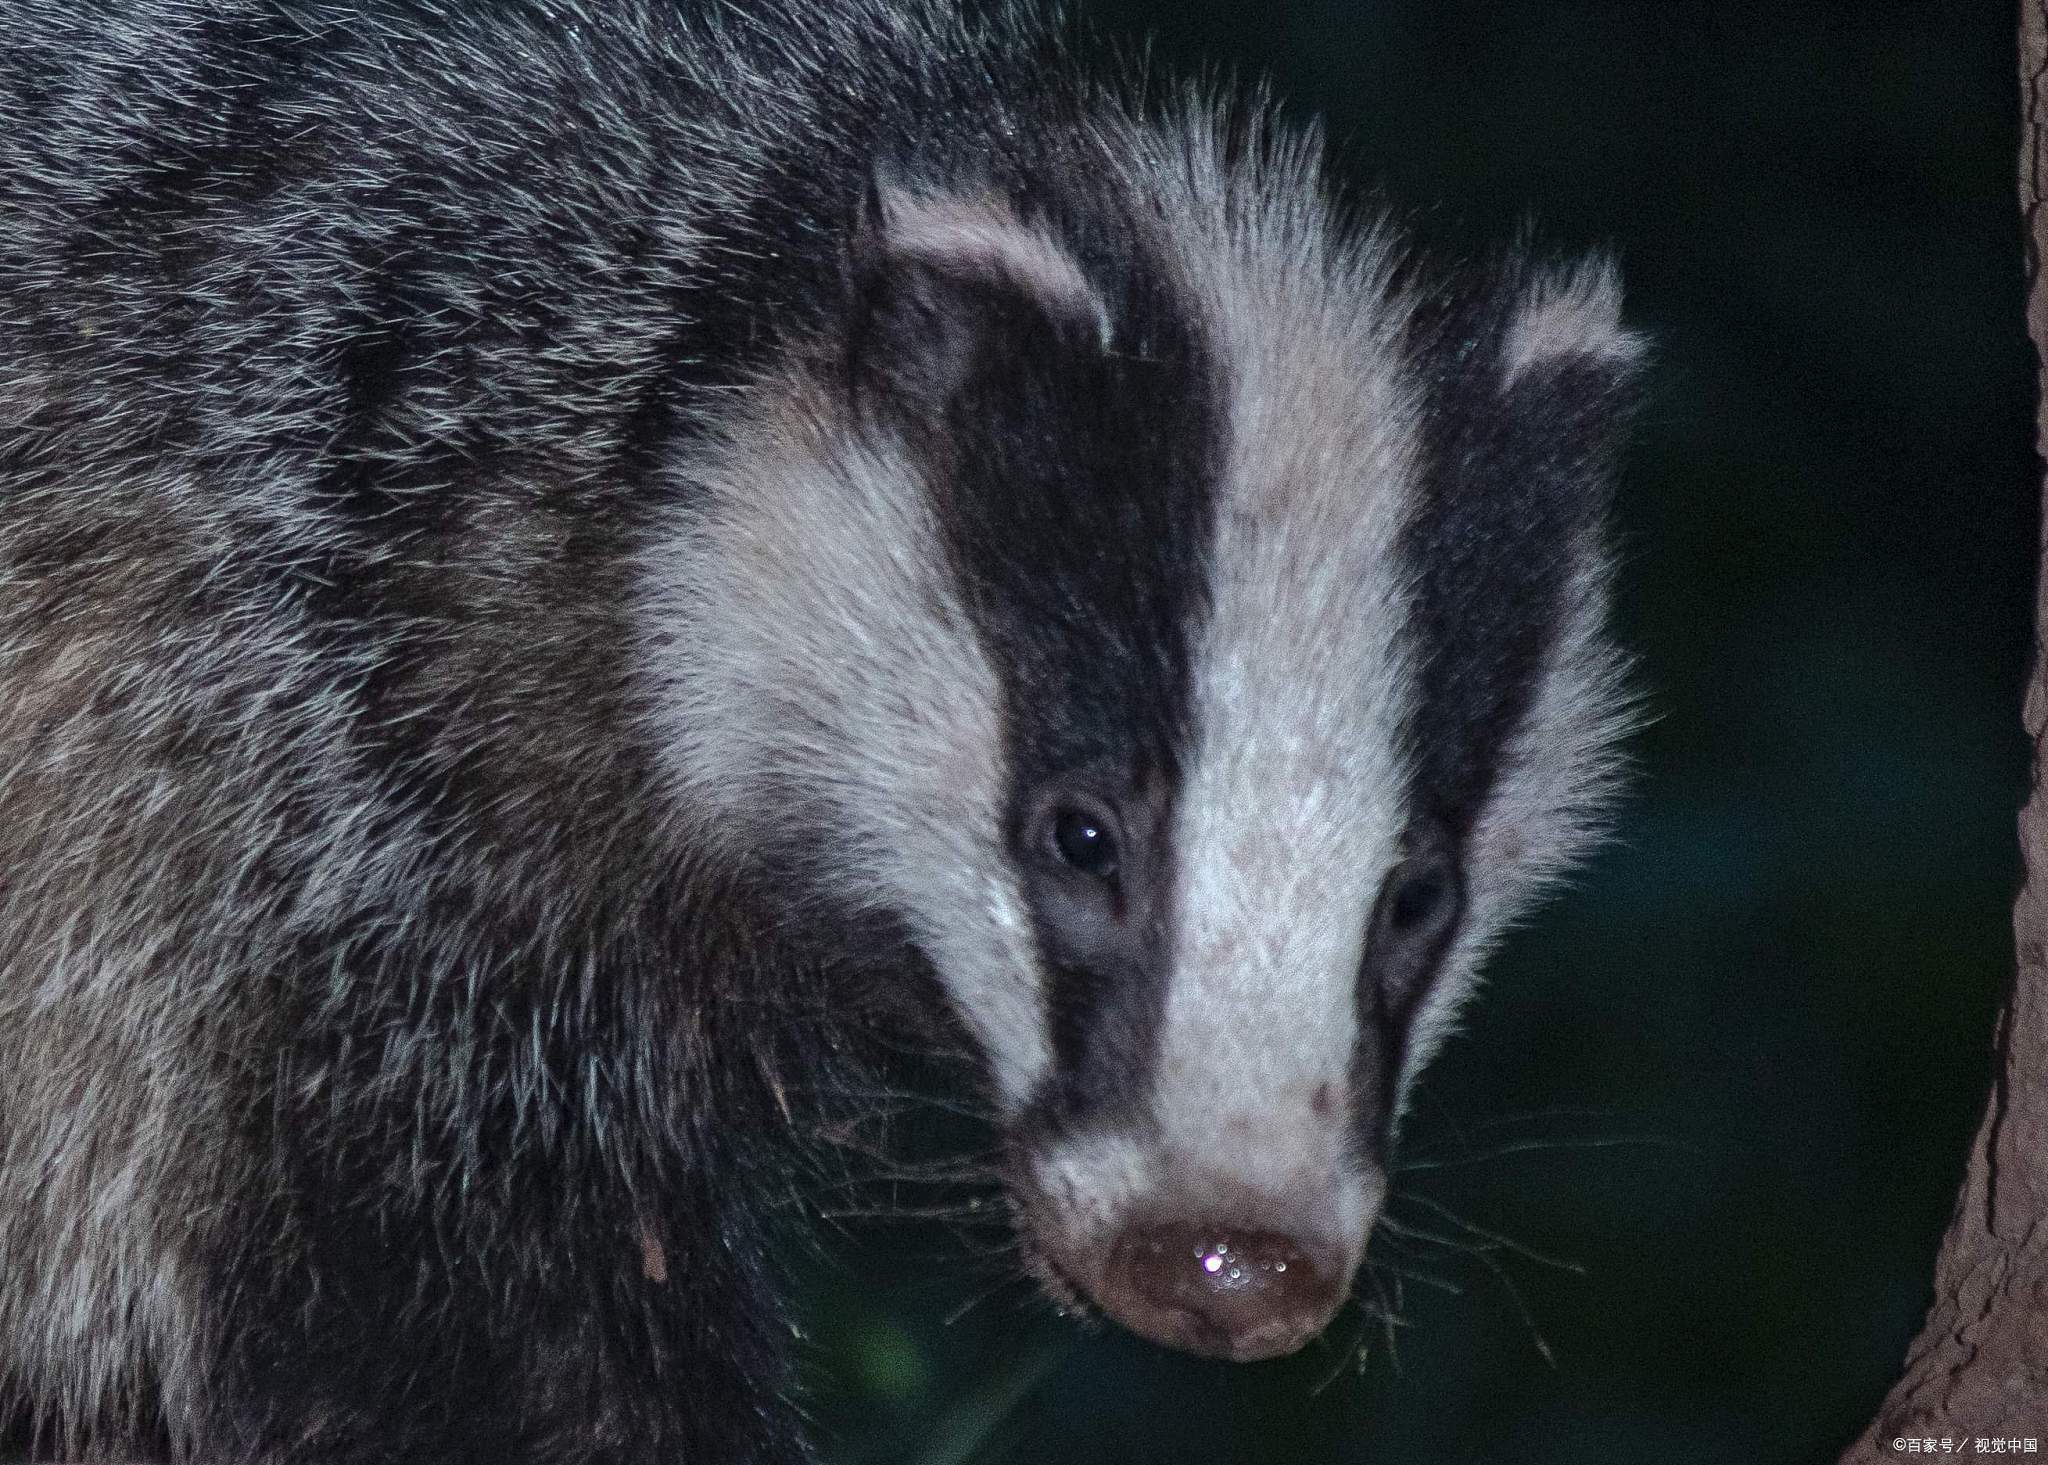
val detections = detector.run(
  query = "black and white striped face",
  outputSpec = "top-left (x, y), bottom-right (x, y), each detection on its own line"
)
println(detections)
top-left (649, 131), bottom-right (1640, 1362)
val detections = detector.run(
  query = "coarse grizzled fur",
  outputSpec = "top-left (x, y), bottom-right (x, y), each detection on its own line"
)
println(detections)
top-left (0, 1), bottom-right (1645, 1461)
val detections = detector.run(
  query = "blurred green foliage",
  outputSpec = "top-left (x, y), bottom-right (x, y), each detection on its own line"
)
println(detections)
top-left (796, 1), bottom-right (2036, 1460)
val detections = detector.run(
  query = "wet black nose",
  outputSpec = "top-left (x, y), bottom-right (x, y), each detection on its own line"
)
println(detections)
top-left (1097, 1222), bottom-right (1345, 1361)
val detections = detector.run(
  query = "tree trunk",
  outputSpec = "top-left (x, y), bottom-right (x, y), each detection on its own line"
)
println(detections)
top-left (1835, 4), bottom-right (2048, 1451)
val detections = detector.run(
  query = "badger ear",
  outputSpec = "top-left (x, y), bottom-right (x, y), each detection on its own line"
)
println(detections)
top-left (841, 169), bottom-right (1108, 435)
top-left (1498, 258), bottom-right (1645, 381)
top-left (1491, 258), bottom-right (1647, 473)
top-left (1410, 251), bottom-right (1647, 525)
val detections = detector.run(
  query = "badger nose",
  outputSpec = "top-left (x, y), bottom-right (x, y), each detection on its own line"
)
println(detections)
top-left (1098, 1222), bottom-right (1346, 1361)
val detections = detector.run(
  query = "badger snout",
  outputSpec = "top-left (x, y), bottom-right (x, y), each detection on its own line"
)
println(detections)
top-left (1020, 1132), bottom-right (1380, 1362)
top-left (1096, 1219), bottom-right (1347, 1361)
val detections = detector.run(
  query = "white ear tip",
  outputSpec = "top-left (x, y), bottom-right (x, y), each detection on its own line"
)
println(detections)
top-left (870, 186), bottom-right (1106, 328)
top-left (1501, 258), bottom-right (1645, 385)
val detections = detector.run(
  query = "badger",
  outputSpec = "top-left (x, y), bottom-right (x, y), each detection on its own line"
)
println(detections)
top-left (0, 0), bottom-right (1643, 1460)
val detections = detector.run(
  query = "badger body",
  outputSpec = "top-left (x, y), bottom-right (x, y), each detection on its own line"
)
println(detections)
top-left (0, 2), bottom-right (1641, 1460)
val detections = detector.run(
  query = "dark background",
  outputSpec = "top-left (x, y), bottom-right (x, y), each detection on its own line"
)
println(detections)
top-left (796, 1), bottom-right (2039, 1461)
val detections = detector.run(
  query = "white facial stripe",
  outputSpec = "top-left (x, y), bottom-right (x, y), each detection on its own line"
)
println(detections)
top-left (639, 186), bottom-right (1155, 1116)
top-left (1143, 139), bottom-right (1421, 1187)
top-left (639, 385), bottom-right (1049, 1106)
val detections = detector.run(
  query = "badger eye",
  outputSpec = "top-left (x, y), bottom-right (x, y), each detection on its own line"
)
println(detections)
top-left (1385, 864), bottom-right (1450, 935)
top-left (1050, 804), bottom-right (1119, 880)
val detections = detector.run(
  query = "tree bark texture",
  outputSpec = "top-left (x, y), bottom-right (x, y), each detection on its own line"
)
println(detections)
top-left (1836, 4), bottom-right (2048, 1451)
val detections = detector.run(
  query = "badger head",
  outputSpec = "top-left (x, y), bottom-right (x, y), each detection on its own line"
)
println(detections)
top-left (646, 126), bottom-right (1642, 1362)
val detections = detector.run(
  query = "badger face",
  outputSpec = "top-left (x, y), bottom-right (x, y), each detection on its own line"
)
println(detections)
top-left (647, 135), bottom-right (1641, 1362)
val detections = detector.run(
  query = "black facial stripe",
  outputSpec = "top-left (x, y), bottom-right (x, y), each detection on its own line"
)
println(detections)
top-left (1399, 284), bottom-right (1573, 836)
top-left (1350, 815), bottom-right (1465, 1158)
top-left (1044, 953), bottom-right (1149, 1112)
top-left (1024, 767), bottom-right (1175, 1125)
top-left (910, 186), bottom-right (1220, 1130)
top-left (1398, 268), bottom-right (1634, 837)
top-left (1372, 265), bottom-right (1634, 1139)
